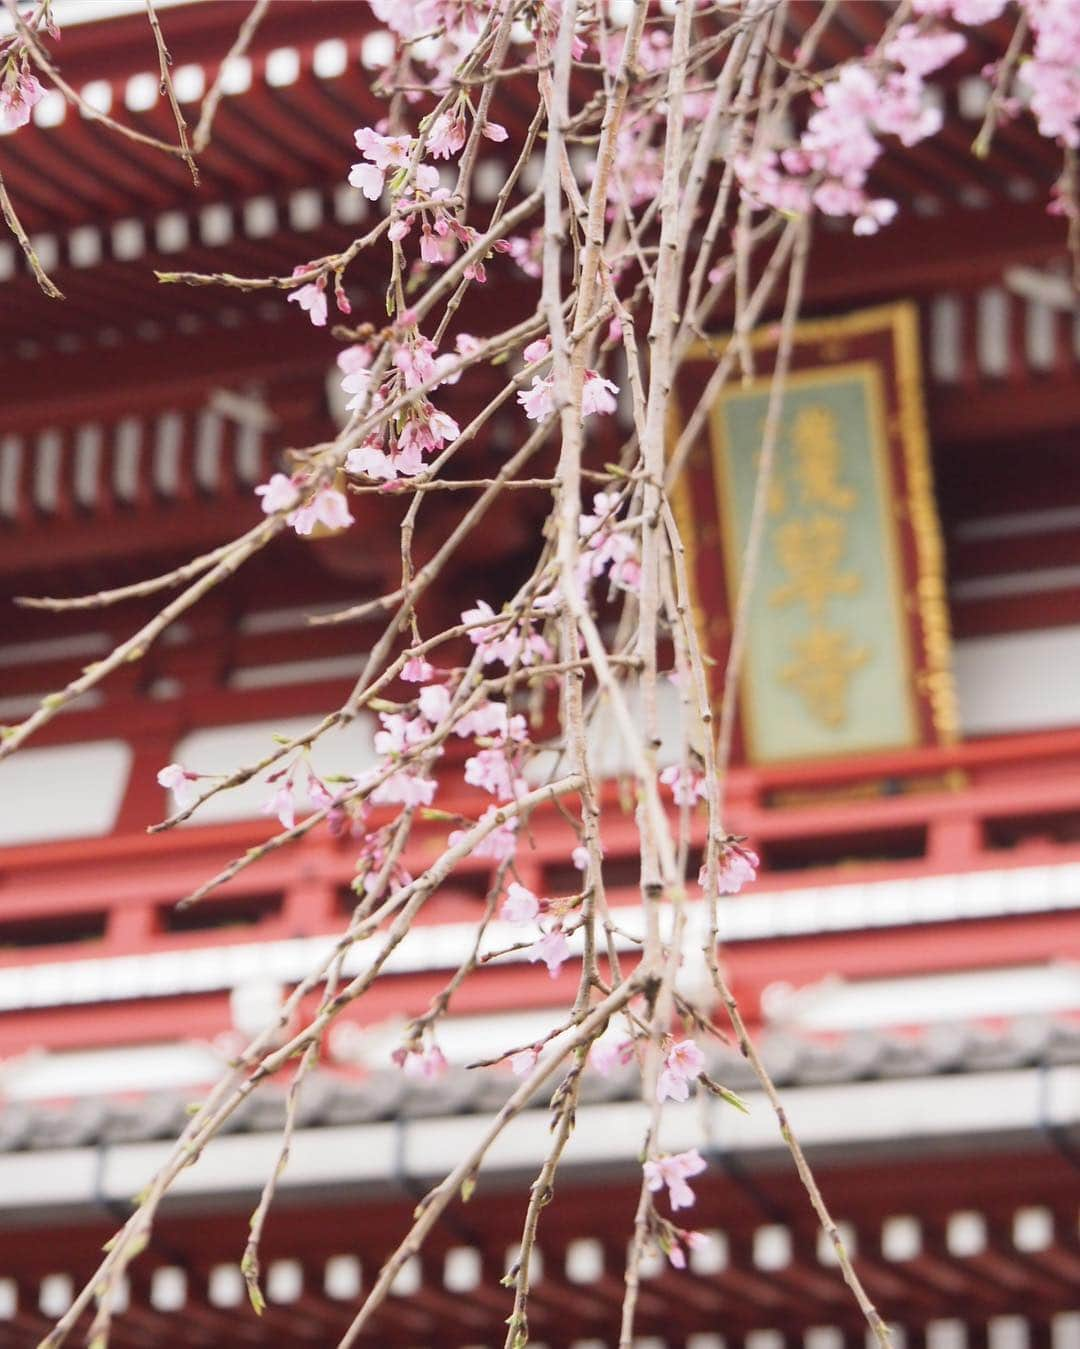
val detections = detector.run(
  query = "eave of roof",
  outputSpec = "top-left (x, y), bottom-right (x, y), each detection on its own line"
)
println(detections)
top-left (2, 1018), bottom-right (1078, 1163)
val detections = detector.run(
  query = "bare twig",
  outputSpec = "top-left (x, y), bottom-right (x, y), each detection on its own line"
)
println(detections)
top-left (145, 0), bottom-right (199, 184)
top-left (191, 0), bottom-right (270, 153)
top-left (0, 169), bottom-right (62, 298)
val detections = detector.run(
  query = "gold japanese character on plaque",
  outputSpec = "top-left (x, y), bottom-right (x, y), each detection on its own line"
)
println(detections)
top-left (770, 515), bottom-right (860, 617)
top-left (781, 625), bottom-right (869, 727)
top-left (791, 405), bottom-right (856, 511)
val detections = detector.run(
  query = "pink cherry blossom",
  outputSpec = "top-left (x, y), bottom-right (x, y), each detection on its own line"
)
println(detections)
top-left (913, 0), bottom-right (1007, 19)
top-left (355, 126), bottom-right (412, 171)
top-left (420, 226), bottom-right (454, 264)
top-left (523, 337), bottom-right (551, 364)
top-left (464, 746), bottom-right (522, 800)
top-left (287, 487), bottom-right (354, 537)
top-left (414, 163), bottom-right (442, 193)
top-left (854, 198), bottom-right (899, 236)
top-left (462, 599), bottom-right (502, 649)
top-left (394, 341), bottom-right (438, 389)
top-left (501, 882), bottom-right (540, 924)
top-left (508, 233), bottom-right (543, 278)
top-left (454, 700), bottom-right (509, 740)
top-left (667, 1230), bottom-right (710, 1270)
top-left (369, 0), bottom-right (427, 40)
top-left (340, 367), bottom-right (375, 415)
top-left (812, 180), bottom-right (865, 217)
top-left (952, 0), bottom-right (1009, 17)
top-left (347, 445), bottom-right (395, 480)
top-left (448, 807), bottom-right (518, 862)
top-left (734, 24), bottom-right (973, 237)
top-left (643, 1148), bottom-right (707, 1211)
top-left (699, 843), bottom-right (760, 896)
top-left (337, 344), bottom-right (372, 375)
top-left (884, 25), bottom-right (966, 78)
top-left (657, 1039), bottom-right (705, 1104)
top-left (397, 1045), bottom-right (448, 1078)
top-left (590, 1036), bottom-right (634, 1076)
top-left (157, 762), bottom-right (199, 811)
top-left (348, 160), bottom-right (386, 200)
top-left (482, 120), bottom-right (509, 142)
top-left (528, 927), bottom-right (571, 979)
top-left (263, 779), bottom-right (296, 830)
top-left (659, 765), bottom-right (706, 808)
top-left (287, 283), bottom-right (328, 327)
top-left (518, 374), bottom-right (557, 421)
top-left (510, 1047), bottom-right (539, 1076)
top-left (370, 769), bottom-right (437, 808)
top-left (580, 530), bottom-right (639, 591)
top-left (513, 630), bottom-right (554, 666)
top-left (349, 127), bottom-right (413, 199)
top-left (581, 371), bottom-right (619, 416)
top-left (0, 71), bottom-right (44, 131)
top-left (418, 682), bottom-right (452, 725)
top-left (387, 434), bottom-right (424, 478)
top-left (373, 709), bottom-right (429, 757)
top-left (254, 473), bottom-right (301, 515)
top-left (505, 713), bottom-right (529, 744)
top-left (572, 844), bottom-right (590, 871)
top-left (428, 409), bottom-right (460, 444)
top-left (401, 656), bottom-right (436, 683)
top-left (427, 111), bottom-right (466, 159)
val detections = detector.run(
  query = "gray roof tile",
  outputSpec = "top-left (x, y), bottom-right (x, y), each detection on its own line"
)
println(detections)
top-left (2, 1018), bottom-right (1077, 1153)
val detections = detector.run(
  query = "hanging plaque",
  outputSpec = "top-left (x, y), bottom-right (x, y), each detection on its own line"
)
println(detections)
top-left (674, 302), bottom-right (957, 764)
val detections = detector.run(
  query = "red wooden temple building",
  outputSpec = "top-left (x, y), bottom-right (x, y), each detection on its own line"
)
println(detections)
top-left (1, 2), bottom-right (1080, 1345)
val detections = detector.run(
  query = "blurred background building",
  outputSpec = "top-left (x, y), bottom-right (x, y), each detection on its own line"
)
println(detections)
top-left (1, 1), bottom-right (1079, 1345)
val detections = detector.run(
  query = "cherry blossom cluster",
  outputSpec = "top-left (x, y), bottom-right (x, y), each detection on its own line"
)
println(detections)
top-left (462, 597), bottom-right (554, 670)
top-left (644, 1146), bottom-right (707, 1211)
top-left (915, 0), bottom-right (1080, 151)
top-left (499, 880), bottom-right (572, 980)
top-left (1016, 0), bottom-right (1080, 148)
top-left (657, 1037), bottom-right (706, 1104)
top-left (0, 8), bottom-right (54, 135)
top-left (737, 0), bottom-right (1079, 234)
top-left (342, 333), bottom-right (467, 481)
top-left (0, 60), bottom-right (43, 132)
top-left (357, 671), bottom-right (531, 821)
top-left (368, 0), bottom-right (492, 87)
top-left (350, 106), bottom-right (509, 273)
top-left (736, 27), bottom-right (963, 235)
top-left (577, 491), bottom-right (642, 594)
top-left (516, 338), bottom-right (620, 423)
top-left (254, 471), bottom-right (354, 535)
top-left (644, 1147), bottom-right (710, 1268)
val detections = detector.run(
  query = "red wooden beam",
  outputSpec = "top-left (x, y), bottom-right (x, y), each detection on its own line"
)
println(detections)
top-left (803, 199), bottom-right (1070, 308)
top-left (931, 373), bottom-right (1080, 447)
top-left (728, 909), bottom-right (1080, 1020)
top-left (1, 324), bottom-right (331, 434)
